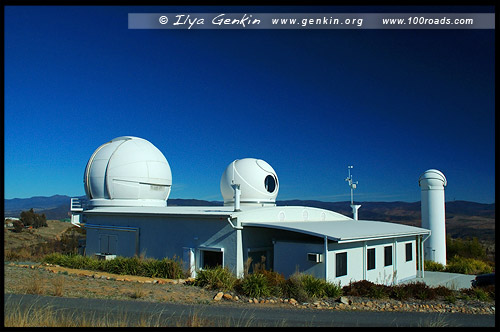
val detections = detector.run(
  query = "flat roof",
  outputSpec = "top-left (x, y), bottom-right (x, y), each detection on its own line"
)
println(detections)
top-left (241, 220), bottom-right (430, 243)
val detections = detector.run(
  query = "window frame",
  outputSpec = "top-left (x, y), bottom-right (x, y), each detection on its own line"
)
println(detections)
top-left (198, 247), bottom-right (224, 270)
top-left (367, 248), bottom-right (376, 270)
top-left (405, 243), bottom-right (413, 262)
top-left (384, 245), bottom-right (393, 267)
top-left (336, 252), bottom-right (348, 277)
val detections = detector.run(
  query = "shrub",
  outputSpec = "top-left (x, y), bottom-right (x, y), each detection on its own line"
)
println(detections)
top-left (194, 266), bottom-right (237, 292)
top-left (405, 282), bottom-right (436, 300)
top-left (425, 260), bottom-right (445, 272)
top-left (324, 282), bottom-right (343, 299)
top-left (282, 272), bottom-right (309, 303)
top-left (301, 274), bottom-right (326, 298)
top-left (368, 284), bottom-right (390, 299)
top-left (433, 285), bottom-right (453, 298)
top-left (447, 235), bottom-right (487, 261)
top-left (343, 280), bottom-right (377, 297)
top-left (461, 287), bottom-right (492, 302)
top-left (241, 273), bottom-right (271, 298)
top-left (42, 253), bottom-right (187, 279)
top-left (445, 256), bottom-right (493, 275)
top-left (20, 209), bottom-right (47, 229)
top-left (12, 220), bottom-right (24, 233)
top-left (260, 269), bottom-right (286, 297)
top-left (391, 284), bottom-right (411, 301)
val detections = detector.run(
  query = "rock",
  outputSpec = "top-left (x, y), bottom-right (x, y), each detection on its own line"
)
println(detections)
top-left (338, 296), bottom-right (350, 305)
top-left (213, 292), bottom-right (224, 301)
top-left (288, 298), bottom-right (297, 305)
top-left (248, 299), bottom-right (253, 303)
top-left (223, 293), bottom-right (232, 300)
top-left (253, 298), bottom-right (259, 304)
top-left (234, 296), bottom-right (239, 301)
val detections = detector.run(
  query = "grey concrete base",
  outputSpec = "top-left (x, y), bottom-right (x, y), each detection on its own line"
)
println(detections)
top-left (401, 271), bottom-right (475, 290)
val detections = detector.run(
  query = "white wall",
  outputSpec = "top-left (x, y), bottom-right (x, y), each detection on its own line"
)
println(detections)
top-left (329, 236), bottom-right (418, 286)
top-left (84, 213), bottom-right (239, 275)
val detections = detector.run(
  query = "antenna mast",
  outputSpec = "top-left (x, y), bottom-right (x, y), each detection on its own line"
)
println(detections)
top-left (345, 165), bottom-right (361, 220)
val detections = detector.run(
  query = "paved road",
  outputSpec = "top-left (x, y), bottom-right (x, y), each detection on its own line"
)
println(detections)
top-left (4, 293), bottom-right (495, 327)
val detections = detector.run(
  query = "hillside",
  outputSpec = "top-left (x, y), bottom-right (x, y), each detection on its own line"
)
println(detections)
top-left (4, 196), bottom-right (495, 242)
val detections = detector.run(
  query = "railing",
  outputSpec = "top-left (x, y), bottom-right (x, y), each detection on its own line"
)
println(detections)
top-left (70, 197), bottom-right (84, 212)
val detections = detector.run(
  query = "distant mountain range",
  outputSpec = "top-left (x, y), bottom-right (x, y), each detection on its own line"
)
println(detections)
top-left (4, 195), bottom-right (495, 242)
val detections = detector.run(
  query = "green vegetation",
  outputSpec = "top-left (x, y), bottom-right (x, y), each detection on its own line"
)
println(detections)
top-left (194, 266), bottom-right (237, 292)
top-left (446, 235), bottom-right (487, 260)
top-left (445, 256), bottom-right (493, 275)
top-left (42, 253), bottom-right (187, 279)
top-left (241, 273), bottom-right (271, 298)
top-left (20, 208), bottom-right (48, 229)
top-left (5, 226), bottom-right (86, 261)
top-left (424, 236), bottom-right (495, 275)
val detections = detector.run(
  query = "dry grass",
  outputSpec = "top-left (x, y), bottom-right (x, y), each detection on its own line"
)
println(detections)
top-left (128, 283), bottom-right (149, 299)
top-left (51, 276), bottom-right (65, 297)
top-left (4, 301), bottom-right (265, 327)
top-left (24, 277), bottom-right (45, 295)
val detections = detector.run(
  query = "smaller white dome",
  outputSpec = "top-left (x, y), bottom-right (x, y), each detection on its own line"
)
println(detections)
top-left (220, 158), bottom-right (279, 207)
top-left (418, 169), bottom-right (447, 190)
top-left (84, 136), bottom-right (172, 207)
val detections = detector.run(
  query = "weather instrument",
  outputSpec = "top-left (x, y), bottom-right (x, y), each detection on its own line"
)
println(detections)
top-left (345, 165), bottom-right (361, 220)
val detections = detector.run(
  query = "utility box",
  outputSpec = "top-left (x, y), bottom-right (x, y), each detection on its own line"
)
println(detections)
top-left (307, 253), bottom-right (323, 263)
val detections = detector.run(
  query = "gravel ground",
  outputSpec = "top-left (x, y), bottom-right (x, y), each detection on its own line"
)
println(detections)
top-left (3, 262), bottom-right (495, 315)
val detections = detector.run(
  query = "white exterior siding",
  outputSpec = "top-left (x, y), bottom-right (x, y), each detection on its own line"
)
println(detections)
top-left (83, 214), bottom-right (239, 275)
top-left (328, 242), bottom-right (364, 286)
top-left (81, 211), bottom-right (422, 286)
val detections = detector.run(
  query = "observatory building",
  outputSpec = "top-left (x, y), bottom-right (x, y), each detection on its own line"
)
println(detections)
top-left (71, 136), bottom-right (434, 286)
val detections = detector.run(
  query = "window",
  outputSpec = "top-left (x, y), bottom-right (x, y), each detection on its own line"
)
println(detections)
top-left (201, 250), bottom-right (223, 269)
top-left (406, 243), bottom-right (413, 262)
top-left (384, 246), bottom-right (393, 267)
top-left (336, 252), bottom-right (347, 277)
top-left (264, 175), bottom-right (276, 193)
top-left (367, 248), bottom-right (375, 270)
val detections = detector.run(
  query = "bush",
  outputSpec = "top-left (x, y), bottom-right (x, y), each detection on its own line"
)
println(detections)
top-left (461, 287), bottom-right (492, 302)
top-left (301, 274), bottom-right (326, 298)
top-left (42, 253), bottom-right (187, 279)
top-left (391, 284), bottom-right (412, 301)
top-left (405, 282), bottom-right (436, 300)
top-left (241, 273), bottom-right (271, 298)
top-left (260, 269), bottom-right (286, 297)
top-left (20, 209), bottom-right (47, 229)
top-left (425, 260), bottom-right (445, 272)
top-left (282, 273), bottom-right (309, 303)
top-left (445, 256), bottom-right (493, 275)
top-left (447, 235), bottom-right (487, 261)
top-left (194, 266), bottom-right (237, 292)
top-left (324, 282), bottom-right (343, 299)
top-left (12, 220), bottom-right (24, 233)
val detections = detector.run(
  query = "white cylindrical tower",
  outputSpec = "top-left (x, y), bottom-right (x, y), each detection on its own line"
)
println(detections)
top-left (418, 169), bottom-right (447, 265)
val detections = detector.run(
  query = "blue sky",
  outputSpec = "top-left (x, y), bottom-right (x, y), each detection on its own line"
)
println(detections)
top-left (4, 5), bottom-right (495, 203)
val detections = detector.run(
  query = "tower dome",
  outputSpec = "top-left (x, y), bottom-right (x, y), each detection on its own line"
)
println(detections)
top-left (84, 136), bottom-right (172, 207)
top-left (220, 158), bottom-right (279, 207)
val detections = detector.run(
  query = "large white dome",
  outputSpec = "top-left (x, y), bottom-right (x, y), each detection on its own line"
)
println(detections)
top-left (84, 136), bottom-right (172, 207)
top-left (220, 158), bottom-right (279, 207)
